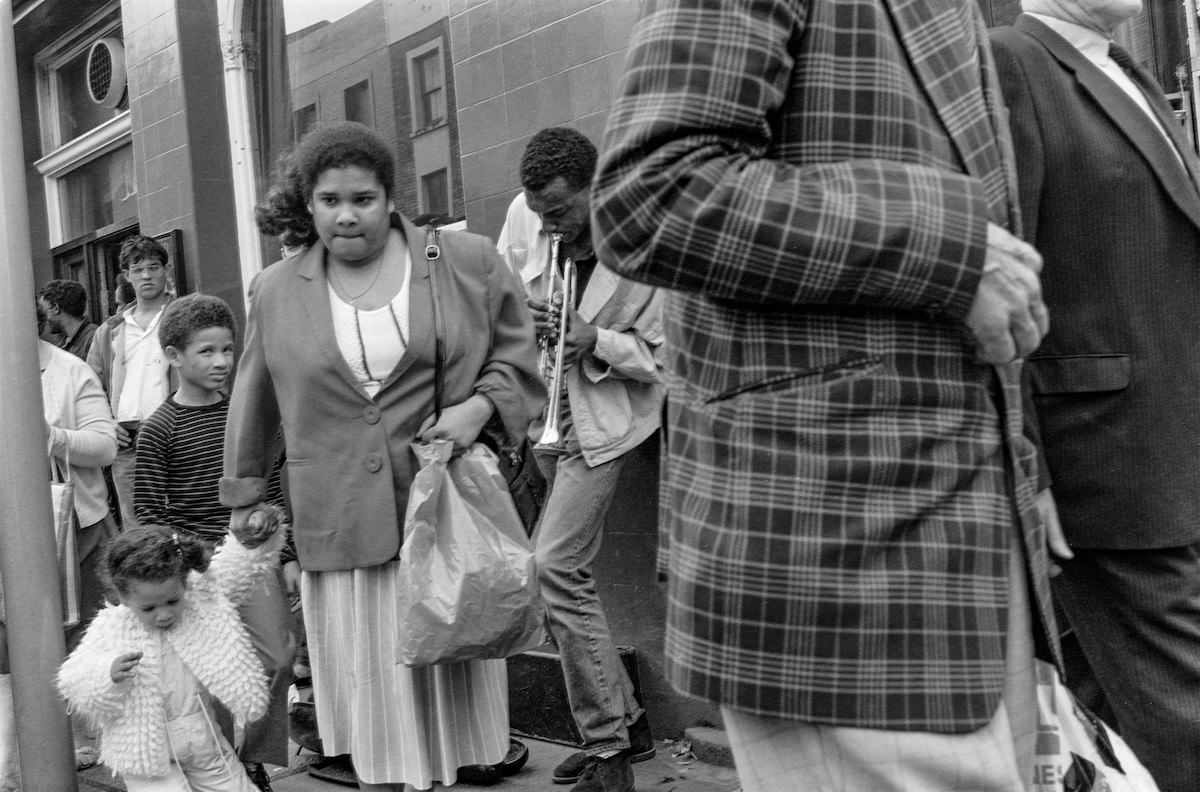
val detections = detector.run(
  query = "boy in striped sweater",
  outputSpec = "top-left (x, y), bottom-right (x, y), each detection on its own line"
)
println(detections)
top-left (133, 294), bottom-right (293, 792)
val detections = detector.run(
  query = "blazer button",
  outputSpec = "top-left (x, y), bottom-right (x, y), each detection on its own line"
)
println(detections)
top-left (364, 406), bottom-right (381, 425)
top-left (365, 454), bottom-right (382, 473)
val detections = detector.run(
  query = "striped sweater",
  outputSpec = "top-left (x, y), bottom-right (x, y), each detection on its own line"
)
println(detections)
top-left (134, 396), bottom-right (230, 544)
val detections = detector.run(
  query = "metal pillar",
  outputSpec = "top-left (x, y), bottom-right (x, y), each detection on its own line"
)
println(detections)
top-left (0, 2), bottom-right (79, 790)
top-left (219, 0), bottom-right (266, 310)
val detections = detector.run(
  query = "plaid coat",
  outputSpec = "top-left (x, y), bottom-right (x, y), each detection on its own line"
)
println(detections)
top-left (593, 0), bottom-right (1058, 732)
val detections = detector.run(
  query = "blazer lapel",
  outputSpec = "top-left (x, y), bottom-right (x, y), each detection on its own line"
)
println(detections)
top-left (377, 216), bottom-right (433, 392)
top-left (295, 243), bottom-right (374, 401)
top-left (885, 0), bottom-right (1007, 221)
top-left (1018, 15), bottom-right (1200, 231)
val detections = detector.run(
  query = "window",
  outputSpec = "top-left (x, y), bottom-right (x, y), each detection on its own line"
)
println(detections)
top-left (59, 144), bottom-right (136, 241)
top-left (54, 41), bottom-right (128, 144)
top-left (34, 7), bottom-right (135, 249)
top-left (344, 80), bottom-right (372, 126)
top-left (294, 103), bottom-right (317, 142)
top-left (421, 169), bottom-right (449, 218)
top-left (413, 49), bottom-right (444, 130)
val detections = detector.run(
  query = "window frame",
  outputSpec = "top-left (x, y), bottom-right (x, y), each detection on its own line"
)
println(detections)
top-left (33, 2), bottom-right (133, 249)
top-left (293, 102), bottom-right (318, 143)
top-left (343, 79), bottom-right (373, 126)
top-left (408, 40), bottom-right (445, 133)
top-left (420, 168), bottom-right (450, 218)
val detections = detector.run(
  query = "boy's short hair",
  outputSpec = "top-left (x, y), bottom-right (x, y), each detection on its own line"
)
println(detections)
top-left (159, 294), bottom-right (236, 351)
top-left (118, 235), bottom-right (169, 271)
top-left (38, 279), bottom-right (88, 319)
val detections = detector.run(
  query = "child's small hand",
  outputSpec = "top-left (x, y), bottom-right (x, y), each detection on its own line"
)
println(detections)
top-left (110, 651), bottom-right (143, 683)
top-left (231, 503), bottom-right (278, 548)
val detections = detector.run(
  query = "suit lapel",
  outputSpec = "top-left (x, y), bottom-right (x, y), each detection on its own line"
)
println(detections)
top-left (1018, 15), bottom-right (1200, 230)
top-left (1121, 49), bottom-right (1200, 196)
top-left (296, 243), bottom-right (374, 400)
top-left (885, 0), bottom-right (1008, 223)
top-left (377, 216), bottom-right (433, 392)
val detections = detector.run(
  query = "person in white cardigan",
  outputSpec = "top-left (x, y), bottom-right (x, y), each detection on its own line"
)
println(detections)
top-left (58, 524), bottom-right (282, 791)
top-left (38, 300), bottom-right (120, 653)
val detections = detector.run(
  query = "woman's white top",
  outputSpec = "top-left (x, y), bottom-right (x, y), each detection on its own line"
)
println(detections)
top-left (329, 252), bottom-right (412, 399)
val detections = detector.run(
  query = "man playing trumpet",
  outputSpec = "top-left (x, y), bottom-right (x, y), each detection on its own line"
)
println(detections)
top-left (497, 127), bottom-right (664, 792)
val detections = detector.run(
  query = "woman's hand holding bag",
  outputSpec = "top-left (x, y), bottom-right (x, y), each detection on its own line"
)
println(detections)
top-left (395, 440), bottom-right (546, 666)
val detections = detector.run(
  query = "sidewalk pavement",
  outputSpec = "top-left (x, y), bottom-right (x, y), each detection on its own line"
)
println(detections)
top-left (77, 735), bottom-right (741, 792)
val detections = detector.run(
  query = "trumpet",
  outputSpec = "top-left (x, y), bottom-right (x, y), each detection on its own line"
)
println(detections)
top-left (535, 232), bottom-right (576, 452)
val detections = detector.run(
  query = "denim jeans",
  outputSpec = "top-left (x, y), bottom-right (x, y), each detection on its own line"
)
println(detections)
top-left (533, 408), bottom-right (643, 754)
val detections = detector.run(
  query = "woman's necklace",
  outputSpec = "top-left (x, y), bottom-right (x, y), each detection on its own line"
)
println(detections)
top-left (329, 259), bottom-right (384, 306)
top-left (355, 302), bottom-right (408, 385)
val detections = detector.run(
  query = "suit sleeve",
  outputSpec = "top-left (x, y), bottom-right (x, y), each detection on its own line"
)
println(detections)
top-left (989, 29), bottom-right (1052, 489)
top-left (593, 0), bottom-right (990, 319)
top-left (989, 30), bottom-right (1046, 247)
top-left (472, 241), bottom-right (547, 444)
top-left (221, 272), bottom-right (282, 508)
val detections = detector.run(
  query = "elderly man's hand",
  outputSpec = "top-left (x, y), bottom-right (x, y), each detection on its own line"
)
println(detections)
top-left (965, 223), bottom-right (1048, 364)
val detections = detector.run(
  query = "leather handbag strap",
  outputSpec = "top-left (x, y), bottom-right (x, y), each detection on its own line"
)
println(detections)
top-left (425, 225), bottom-right (446, 422)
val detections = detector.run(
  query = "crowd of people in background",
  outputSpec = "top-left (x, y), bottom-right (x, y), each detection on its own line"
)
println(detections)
top-left (7, 1), bottom-right (1200, 791)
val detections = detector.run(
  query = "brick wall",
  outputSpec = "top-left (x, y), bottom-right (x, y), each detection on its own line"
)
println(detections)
top-left (449, 0), bottom-right (641, 241)
top-left (121, 0), bottom-right (244, 325)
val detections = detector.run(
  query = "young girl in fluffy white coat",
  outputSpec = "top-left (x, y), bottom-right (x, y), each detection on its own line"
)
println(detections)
top-left (58, 522), bottom-right (283, 791)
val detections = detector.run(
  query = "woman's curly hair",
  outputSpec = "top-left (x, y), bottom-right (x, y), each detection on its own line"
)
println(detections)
top-left (255, 152), bottom-right (319, 250)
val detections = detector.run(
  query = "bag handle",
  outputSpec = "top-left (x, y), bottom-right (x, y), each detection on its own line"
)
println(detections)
top-left (48, 434), bottom-right (72, 485)
top-left (425, 225), bottom-right (446, 424)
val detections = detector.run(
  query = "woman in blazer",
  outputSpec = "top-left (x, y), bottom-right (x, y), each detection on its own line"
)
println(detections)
top-left (220, 122), bottom-right (544, 791)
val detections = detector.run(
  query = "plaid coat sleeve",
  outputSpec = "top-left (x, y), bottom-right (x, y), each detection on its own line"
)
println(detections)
top-left (593, 0), bottom-right (994, 319)
top-left (594, 0), bottom-right (1055, 733)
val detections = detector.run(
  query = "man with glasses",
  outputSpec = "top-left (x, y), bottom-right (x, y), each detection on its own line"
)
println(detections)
top-left (87, 235), bottom-right (176, 529)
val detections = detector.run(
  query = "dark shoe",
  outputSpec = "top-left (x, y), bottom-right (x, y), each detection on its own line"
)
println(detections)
top-left (570, 754), bottom-right (634, 792)
top-left (553, 715), bottom-right (655, 784)
top-left (457, 738), bottom-right (530, 785)
top-left (288, 699), bottom-right (323, 754)
top-left (307, 754), bottom-right (358, 787)
top-left (244, 762), bottom-right (273, 792)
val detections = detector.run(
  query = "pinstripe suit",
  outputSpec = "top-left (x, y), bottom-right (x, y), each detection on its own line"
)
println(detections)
top-left (594, 0), bottom-right (1058, 734)
top-left (992, 15), bottom-right (1200, 792)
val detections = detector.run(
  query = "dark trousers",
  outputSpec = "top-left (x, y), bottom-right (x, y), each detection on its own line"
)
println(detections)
top-left (64, 512), bottom-right (118, 653)
top-left (1054, 544), bottom-right (1200, 792)
top-left (215, 566), bottom-right (296, 767)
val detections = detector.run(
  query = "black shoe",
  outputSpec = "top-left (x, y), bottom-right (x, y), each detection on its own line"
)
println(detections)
top-left (244, 762), bottom-right (274, 792)
top-left (570, 754), bottom-right (635, 792)
top-left (307, 754), bottom-right (358, 787)
top-left (457, 738), bottom-right (530, 785)
top-left (552, 715), bottom-right (655, 784)
top-left (288, 699), bottom-right (323, 754)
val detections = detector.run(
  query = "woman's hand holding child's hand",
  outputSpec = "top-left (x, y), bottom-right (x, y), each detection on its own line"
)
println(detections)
top-left (110, 651), bottom-right (143, 683)
top-left (229, 504), bottom-right (278, 548)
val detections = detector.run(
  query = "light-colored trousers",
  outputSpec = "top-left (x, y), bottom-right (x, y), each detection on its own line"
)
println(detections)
top-left (122, 709), bottom-right (258, 792)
